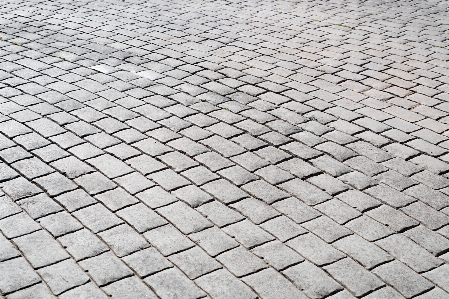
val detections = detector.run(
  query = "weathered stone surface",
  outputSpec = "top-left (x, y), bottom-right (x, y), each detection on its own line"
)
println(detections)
top-left (2, 0), bottom-right (449, 297)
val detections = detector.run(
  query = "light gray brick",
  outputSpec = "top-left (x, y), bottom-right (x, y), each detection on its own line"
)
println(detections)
top-left (38, 259), bottom-right (89, 295)
top-left (376, 234), bottom-right (443, 272)
top-left (0, 258), bottom-right (41, 294)
top-left (14, 230), bottom-right (69, 268)
top-left (122, 247), bottom-right (173, 277)
top-left (145, 268), bottom-right (206, 299)
top-left (223, 220), bottom-right (274, 248)
top-left (103, 276), bottom-right (158, 299)
top-left (144, 225), bottom-right (194, 256)
top-left (195, 269), bottom-right (256, 299)
top-left (283, 261), bottom-right (343, 299)
top-left (373, 261), bottom-right (433, 298)
top-left (169, 246), bottom-right (221, 279)
top-left (243, 268), bottom-right (308, 299)
top-left (324, 258), bottom-right (384, 297)
top-left (79, 252), bottom-right (133, 286)
top-left (157, 201), bottom-right (212, 234)
top-left (286, 233), bottom-right (345, 266)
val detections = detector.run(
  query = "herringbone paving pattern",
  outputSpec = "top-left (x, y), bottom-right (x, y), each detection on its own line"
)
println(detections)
top-left (1, 0), bottom-right (449, 298)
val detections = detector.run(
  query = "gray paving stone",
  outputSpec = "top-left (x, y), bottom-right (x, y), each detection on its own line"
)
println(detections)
top-left (301, 216), bottom-right (352, 243)
top-left (217, 246), bottom-right (266, 277)
top-left (14, 230), bottom-right (69, 268)
top-left (182, 166), bottom-right (219, 186)
top-left (333, 235), bottom-right (392, 269)
top-left (73, 204), bottom-right (123, 233)
top-left (3, 1), bottom-right (449, 296)
top-left (260, 216), bottom-right (307, 242)
top-left (0, 212), bottom-right (41, 238)
top-left (324, 258), bottom-right (384, 297)
top-left (283, 261), bottom-right (343, 299)
top-left (95, 187), bottom-right (138, 211)
top-left (136, 186), bottom-right (177, 209)
top-left (242, 180), bottom-right (289, 204)
top-left (6, 283), bottom-right (56, 299)
top-left (34, 172), bottom-right (77, 196)
top-left (195, 151), bottom-right (234, 171)
top-left (51, 156), bottom-right (94, 179)
top-left (376, 234), bottom-right (443, 272)
top-left (196, 201), bottom-right (243, 228)
top-left (58, 229), bottom-right (108, 261)
top-left (169, 246), bottom-right (221, 279)
top-left (98, 224), bottom-right (149, 257)
top-left (366, 184), bottom-right (415, 208)
top-left (195, 269), bottom-right (256, 299)
top-left (404, 225), bottom-right (449, 256)
top-left (372, 261), bottom-right (433, 298)
top-left (307, 174), bottom-right (350, 195)
top-left (38, 259), bottom-right (89, 295)
top-left (423, 264), bottom-right (449, 293)
top-left (366, 205), bottom-right (419, 232)
top-left (103, 276), bottom-right (158, 299)
top-left (74, 172), bottom-right (117, 195)
top-left (39, 211), bottom-right (83, 237)
top-left (401, 201), bottom-right (449, 230)
top-left (113, 172), bottom-right (155, 195)
top-left (362, 286), bottom-right (405, 299)
top-left (252, 240), bottom-right (304, 270)
top-left (0, 233), bottom-right (20, 262)
top-left (0, 257), bottom-right (41, 295)
top-left (157, 201), bottom-right (212, 234)
top-left (79, 252), bottom-right (133, 286)
top-left (11, 157), bottom-right (54, 179)
top-left (223, 220), bottom-right (275, 249)
top-left (202, 179), bottom-right (249, 204)
top-left (315, 199), bottom-right (361, 224)
top-left (122, 247), bottom-right (173, 277)
top-left (279, 179), bottom-right (331, 205)
top-left (286, 233), bottom-right (345, 266)
top-left (117, 203), bottom-right (167, 233)
top-left (414, 288), bottom-right (449, 299)
top-left (59, 283), bottom-right (108, 299)
top-left (144, 225), bottom-right (194, 256)
top-left (243, 268), bottom-right (308, 299)
top-left (149, 169), bottom-right (190, 190)
top-left (145, 267), bottom-right (206, 299)
top-left (272, 197), bottom-right (321, 224)
top-left (337, 190), bottom-right (381, 212)
top-left (231, 152), bottom-right (270, 172)
top-left (55, 189), bottom-right (96, 212)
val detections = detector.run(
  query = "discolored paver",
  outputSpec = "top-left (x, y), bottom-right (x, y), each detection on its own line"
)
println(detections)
top-left (1, 0), bottom-right (449, 297)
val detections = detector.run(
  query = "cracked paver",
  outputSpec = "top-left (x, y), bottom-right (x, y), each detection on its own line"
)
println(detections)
top-left (1, 0), bottom-right (449, 298)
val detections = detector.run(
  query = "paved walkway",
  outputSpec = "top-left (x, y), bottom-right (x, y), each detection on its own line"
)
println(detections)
top-left (1, 0), bottom-right (449, 298)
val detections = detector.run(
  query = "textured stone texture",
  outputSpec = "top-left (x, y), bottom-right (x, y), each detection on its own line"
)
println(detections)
top-left (0, 0), bottom-right (449, 297)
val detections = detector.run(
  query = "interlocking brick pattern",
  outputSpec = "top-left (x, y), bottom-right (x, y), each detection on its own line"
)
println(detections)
top-left (1, 0), bottom-right (449, 297)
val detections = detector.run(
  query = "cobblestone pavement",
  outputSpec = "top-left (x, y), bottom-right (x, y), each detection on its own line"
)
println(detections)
top-left (1, 0), bottom-right (449, 298)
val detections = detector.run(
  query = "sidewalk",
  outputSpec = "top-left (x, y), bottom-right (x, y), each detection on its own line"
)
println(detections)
top-left (1, 0), bottom-right (449, 298)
